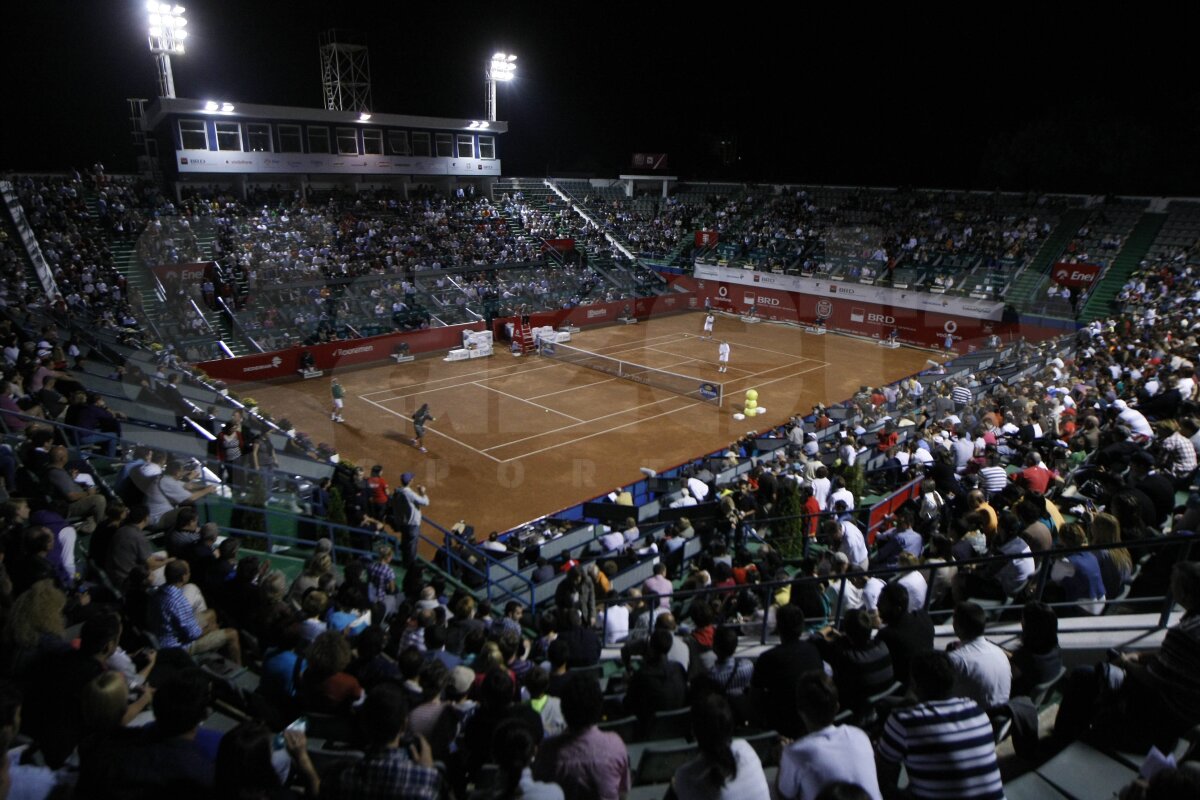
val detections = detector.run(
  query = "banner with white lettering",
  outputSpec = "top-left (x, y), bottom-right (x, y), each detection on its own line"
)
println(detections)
top-left (692, 262), bottom-right (1004, 320)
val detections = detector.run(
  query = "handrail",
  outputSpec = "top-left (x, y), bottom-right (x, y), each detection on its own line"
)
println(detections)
top-left (595, 532), bottom-right (1193, 646)
top-left (216, 295), bottom-right (262, 352)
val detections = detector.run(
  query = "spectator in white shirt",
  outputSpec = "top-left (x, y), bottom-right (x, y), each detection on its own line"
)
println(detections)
top-left (946, 601), bottom-right (1012, 709)
top-left (823, 518), bottom-right (868, 572)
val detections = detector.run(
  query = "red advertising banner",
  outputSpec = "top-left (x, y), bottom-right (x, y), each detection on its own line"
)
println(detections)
top-left (694, 230), bottom-right (719, 248)
top-left (543, 239), bottom-right (576, 253)
top-left (195, 291), bottom-right (699, 384)
top-left (151, 261), bottom-right (214, 285)
top-left (631, 153), bottom-right (669, 170)
top-left (686, 279), bottom-right (1062, 350)
top-left (195, 324), bottom-right (474, 383)
top-left (1051, 262), bottom-right (1101, 288)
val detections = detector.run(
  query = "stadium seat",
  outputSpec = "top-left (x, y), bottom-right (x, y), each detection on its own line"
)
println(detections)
top-left (1036, 741), bottom-right (1137, 800)
top-left (633, 741), bottom-right (699, 786)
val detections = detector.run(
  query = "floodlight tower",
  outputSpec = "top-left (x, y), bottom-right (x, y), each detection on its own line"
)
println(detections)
top-left (146, 2), bottom-right (188, 98)
top-left (485, 52), bottom-right (516, 122)
top-left (319, 30), bottom-right (373, 112)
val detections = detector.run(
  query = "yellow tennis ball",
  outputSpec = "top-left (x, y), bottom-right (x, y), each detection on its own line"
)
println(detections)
top-left (745, 389), bottom-right (758, 402)
top-left (744, 400), bottom-right (757, 411)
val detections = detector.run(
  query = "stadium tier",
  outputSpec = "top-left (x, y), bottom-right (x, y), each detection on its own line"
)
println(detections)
top-left (2, 168), bottom-right (1200, 800)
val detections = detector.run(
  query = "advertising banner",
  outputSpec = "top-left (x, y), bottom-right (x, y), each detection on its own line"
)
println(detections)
top-left (1051, 262), bottom-right (1101, 288)
top-left (151, 261), bottom-right (213, 285)
top-left (196, 324), bottom-right (474, 383)
top-left (692, 262), bottom-right (1005, 321)
top-left (695, 230), bottom-right (719, 248)
top-left (176, 149), bottom-right (502, 177)
top-left (631, 153), bottom-right (669, 170)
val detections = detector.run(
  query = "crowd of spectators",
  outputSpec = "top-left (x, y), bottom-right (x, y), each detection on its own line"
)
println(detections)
top-left (3, 172), bottom-right (1200, 798)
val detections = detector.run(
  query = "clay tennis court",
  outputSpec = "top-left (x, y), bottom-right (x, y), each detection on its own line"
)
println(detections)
top-left (249, 313), bottom-right (935, 534)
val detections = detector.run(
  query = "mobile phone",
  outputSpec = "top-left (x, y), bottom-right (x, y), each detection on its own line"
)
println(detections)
top-left (286, 716), bottom-right (307, 735)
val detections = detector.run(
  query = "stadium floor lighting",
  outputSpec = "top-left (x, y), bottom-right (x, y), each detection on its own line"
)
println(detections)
top-left (485, 52), bottom-right (516, 122)
top-left (146, 2), bottom-right (187, 98)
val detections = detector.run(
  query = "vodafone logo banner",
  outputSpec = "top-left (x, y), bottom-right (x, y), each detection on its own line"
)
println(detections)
top-left (692, 262), bottom-right (1004, 320)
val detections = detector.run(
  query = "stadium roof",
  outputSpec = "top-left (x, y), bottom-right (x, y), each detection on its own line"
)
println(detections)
top-left (144, 96), bottom-right (509, 134)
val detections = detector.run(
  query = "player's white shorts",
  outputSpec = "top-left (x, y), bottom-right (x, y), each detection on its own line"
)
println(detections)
top-left (703, 320), bottom-right (714, 332)
top-left (333, 398), bottom-right (344, 409)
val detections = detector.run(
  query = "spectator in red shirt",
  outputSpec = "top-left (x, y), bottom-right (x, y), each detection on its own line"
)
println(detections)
top-left (1011, 452), bottom-right (1057, 496)
top-left (367, 465), bottom-right (390, 519)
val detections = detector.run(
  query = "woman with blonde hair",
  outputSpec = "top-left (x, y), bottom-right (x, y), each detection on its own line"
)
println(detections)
top-left (1050, 523), bottom-right (1106, 616)
top-left (1090, 512), bottom-right (1132, 600)
top-left (81, 669), bottom-right (155, 731)
top-left (0, 579), bottom-right (68, 679)
top-left (287, 552), bottom-right (334, 609)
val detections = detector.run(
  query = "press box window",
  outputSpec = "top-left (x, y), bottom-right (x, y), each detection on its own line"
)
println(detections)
top-left (179, 119), bottom-right (208, 150)
top-left (456, 134), bottom-right (474, 159)
top-left (362, 129), bottom-right (383, 155)
top-left (388, 130), bottom-right (409, 155)
top-left (308, 127), bottom-right (331, 153)
top-left (337, 128), bottom-right (358, 155)
top-left (246, 123), bottom-right (272, 152)
top-left (478, 136), bottom-right (496, 159)
top-left (435, 133), bottom-right (453, 158)
top-left (215, 122), bottom-right (242, 151)
top-left (278, 124), bottom-right (302, 153)
top-left (411, 132), bottom-right (431, 157)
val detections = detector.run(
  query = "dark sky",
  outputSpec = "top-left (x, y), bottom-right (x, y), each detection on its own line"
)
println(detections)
top-left (7, 3), bottom-right (1199, 194)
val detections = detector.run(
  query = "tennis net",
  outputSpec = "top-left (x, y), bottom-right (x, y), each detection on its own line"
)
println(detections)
top-left (538, 339), bottom-right (723, 405)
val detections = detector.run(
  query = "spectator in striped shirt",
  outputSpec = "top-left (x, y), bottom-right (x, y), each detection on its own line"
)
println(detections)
top-left (707, 625), bottom-right (754, 697)
top-left (976, 450), bottom-right (1009, 496)
top-left (876, 651), bottom-right (1004, 800)
top-left (951, 382), bottom-right (972, 410)
top-left (151, 560), bottom-right (242, 665)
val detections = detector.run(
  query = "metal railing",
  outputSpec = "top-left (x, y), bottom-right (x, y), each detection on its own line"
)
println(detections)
top-left (594, 532), bottom-right (1194, 647)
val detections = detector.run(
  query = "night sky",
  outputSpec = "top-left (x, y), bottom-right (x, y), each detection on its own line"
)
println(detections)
top-left (7, 3), bottom-right (1199, 194)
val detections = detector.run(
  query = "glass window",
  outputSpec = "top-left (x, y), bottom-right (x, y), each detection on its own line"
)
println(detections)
top-left (215, 122), bottom-right (242, 151)
top-left (435, 133), bottom-right (453, 158)
top-left (246, 123), bottom-right (272, 152)
top-left (411, 132), bottom-right (431, 157)
top-left (336, 127), bottom-right (358, 155)
top-left (278, 124), bottom-right (303, 153)
top-left (478, 136), bottom-right (496, 159)
top-left (362, 129), bottom-right (383, 155)
top-left (179, 119), bottom-right (208, 150)
top-left (308, 126), bottom-right (331, 153)
top-left (388, 130), bottom-right (409, 155)
top-left (456, 134), bottom-right (474, 159)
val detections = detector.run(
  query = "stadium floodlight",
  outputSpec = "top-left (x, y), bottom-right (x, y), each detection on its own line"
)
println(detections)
top-left (147, 1), bottom-right (187, 98)
top-left (204, 100), bottom-right (219, 111)
top-left (221, 102), bottom-right (234, 112)
top-left (485, 52), bottom-right (516, 122)
top-left (358, 112), bottom-right (372, 122)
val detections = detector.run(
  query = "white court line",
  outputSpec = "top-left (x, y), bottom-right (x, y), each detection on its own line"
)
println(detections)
top-left (681, 332), bottom-right (829, 365)
top-left (472, 381), bottom-right (584, 422)
top-left (364, 334), bottom-right (692, 402)
top-left (500, 401), bottom-right (703, 462)
top-left (526, 376), bottom-right (618, 400)
top-left (522, 351), bottom-right (726, 401)
top-left (641, 346), bottom-right (755, 376)
top-left (358, 395), bottom-right (503, 463)
top-left (723, 363), bottom-right (828, 392)
top-left (480, 395), bottom-right (690, 451)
